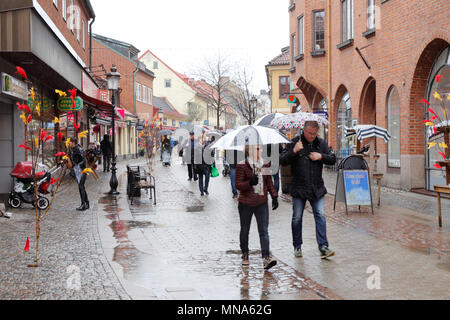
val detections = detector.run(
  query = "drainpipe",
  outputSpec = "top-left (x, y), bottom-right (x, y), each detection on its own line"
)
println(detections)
top-left (89, 16), bottom-right (95, 71)
top-left (327, 0), bottom-right (332, 147)
top-left (133, 62), bottom-right (139, 157)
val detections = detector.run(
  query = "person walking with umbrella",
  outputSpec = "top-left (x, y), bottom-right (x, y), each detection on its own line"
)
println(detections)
top-left (236, 144), bottom-right (279, 270)
top-left (280, 121), bottom-right (336, 259)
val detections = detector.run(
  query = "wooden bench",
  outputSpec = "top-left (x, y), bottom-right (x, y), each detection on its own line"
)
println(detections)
top-left (434, 185), bottom-right (450, 228)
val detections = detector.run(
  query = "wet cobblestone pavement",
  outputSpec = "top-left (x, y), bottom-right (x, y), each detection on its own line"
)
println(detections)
top-left (0, 165), bottom-right (131, 300)
top-left (1, 156), bottom-right (449, 300)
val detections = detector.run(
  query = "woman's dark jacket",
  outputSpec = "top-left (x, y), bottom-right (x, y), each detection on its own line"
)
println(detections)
top-left (280, 135), bottom-right (336, 201)
top-left (70, 145), bottom-right (87, 170)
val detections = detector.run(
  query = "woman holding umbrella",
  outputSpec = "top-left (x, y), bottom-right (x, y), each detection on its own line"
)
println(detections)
top-left (236, 144), bottom-right (279, 270)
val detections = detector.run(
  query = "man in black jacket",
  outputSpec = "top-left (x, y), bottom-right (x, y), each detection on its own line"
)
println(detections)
top-left (280, 121), bottom-right (336, 259)
top-left (69, 138), bottom-right (89, 211)
top-left (100, 135), bottom-right (113, 172)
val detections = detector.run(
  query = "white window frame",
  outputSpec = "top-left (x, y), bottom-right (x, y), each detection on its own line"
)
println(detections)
top-left (291, 34), bottom-right (296, 66)
top-left (341, 0), bottom-right (354, 42)
top-left (142, 85), bottom-right (147, 103)
top-left (367, 0), bottom-right (376, 30)
top-left (82, 19), bottom-right (86, 49)
top-left (136, 83), bottom-right (141, 102)
top-left (62, 0), bottom-right (66, 21)
top-left (70, 0), bottom-right (74, 33)
top-left (53, 0), bottom-right (58, 8)
top-left (387, 86), bottom-right (401, 168)
top-left (298, 15), bottom-right (304, 55)
top-left (313, 10), bottom-right (325, 50)
top-left (148, 87), bottom-right (153, 105)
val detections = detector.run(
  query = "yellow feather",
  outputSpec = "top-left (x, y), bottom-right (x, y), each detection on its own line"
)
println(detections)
top-left (55, 89), bottom-right (67, 97)
top-left (425, 122), bottom-right (435, 126)
top-left (35, 137), bottom-right (39, 148)
top-left (447, 94), bottom-right (450, 101)
top-left (434, 92), bottom-right (442, 101)
top-left (30, 87), bottom-right (35, 101)
top-left (19, 112), bottom-right (27, 125)
top-left (54, 117), bottom-right (59, 124)
top-left (36, 101), bottom-right (41, 117)
top-left (439, 143), bottom-right (448, 149)
top-left (65, 138), bottom-right (71, 149)
top-left (82, 168), bottom-right (94, 175)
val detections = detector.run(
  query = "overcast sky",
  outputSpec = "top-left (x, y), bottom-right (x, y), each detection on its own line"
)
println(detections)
top-left (92, 0), bottom-right (288, 93)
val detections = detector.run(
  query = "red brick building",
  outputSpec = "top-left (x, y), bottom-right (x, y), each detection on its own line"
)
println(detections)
top-left (288, 0), bottom-right (450, 191)
top-left (91, 34), bottom-right (155, 158)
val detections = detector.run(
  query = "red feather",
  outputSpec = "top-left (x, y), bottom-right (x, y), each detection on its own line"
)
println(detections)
top-left (27, 115), bottom-right (32, 123)
top-left (73, 122), bottom-right (80, 132)
top-left (439, 152), bottom-right (446, 160)
top-left (55, 152), bottom-right (67, 157)
top-left (433, 126), bottom-right (437, 135)
top-left (428, 108), bottom-right (437, 115)
top-left (40, 129), bottom-right (50, 141)
top-left (49, 178), bottom-right (59, 186)
top-left (421, 98), bottom-right (430, 106)
top-left (16, 102), bottom-right (32, 114)
top-left (68, 88), bottom-right (77, 99)
top-left (436, 75), bottom-right (444, 83)
top-left (19, 143), bottom-right (32, 151)
top-left (430, 115), bottom-right (438, 121)
top-left (422, 119), bottom-right (430, 124)
top-left (71, 97), bottom-right (76, 109)
top-left (15, 66), bottom-right (27, 80)
top-left (45, 136), bottom-right (54, 142)
top-left (57, 132), bottom-right (64, 142)
top-left (434, 163), bottom-right (442, 169)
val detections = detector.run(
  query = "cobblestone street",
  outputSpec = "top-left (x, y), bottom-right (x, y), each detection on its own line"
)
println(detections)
top-left (1, 157), bottom-right (449, 300)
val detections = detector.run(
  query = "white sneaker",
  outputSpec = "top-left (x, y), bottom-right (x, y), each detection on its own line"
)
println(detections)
top-left (294, 248), bottom-right (303, 258)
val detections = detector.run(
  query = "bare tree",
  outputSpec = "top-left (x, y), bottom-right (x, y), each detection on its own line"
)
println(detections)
top-left (225, 67), bottom-right (262, 125)
top-left (194, 54), bottom-right (233, 129)
top-left (186, 102), bottom-right (203, 124)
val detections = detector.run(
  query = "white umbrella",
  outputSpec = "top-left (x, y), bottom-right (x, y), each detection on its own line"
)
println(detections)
top-left (210, 125), bottom-right (291, 150)
top-left (254, 113), bottom-right (285, 127)
top-left (270, 112), bottom-right (329, 130)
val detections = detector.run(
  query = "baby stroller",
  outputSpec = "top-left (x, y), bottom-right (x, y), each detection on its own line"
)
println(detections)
top-left (8, 162), bottom-right (57, 210)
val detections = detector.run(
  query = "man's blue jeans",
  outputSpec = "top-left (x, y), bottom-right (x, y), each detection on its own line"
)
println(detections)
top-left (198, 167), bottom-right (211, 193)
top-left (230, 167), bottom-right (238, 196)
top-left (292, 196), bottom-right (329, 250)
top-left (238, 202), bottom-right (270, 257)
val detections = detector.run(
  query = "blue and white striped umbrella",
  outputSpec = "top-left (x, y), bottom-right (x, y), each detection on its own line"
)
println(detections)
top-left (345, 125), bottom-right (391, 143)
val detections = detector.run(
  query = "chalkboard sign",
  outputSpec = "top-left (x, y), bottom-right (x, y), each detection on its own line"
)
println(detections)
top-left (343, 170), bottom-right (372, 206)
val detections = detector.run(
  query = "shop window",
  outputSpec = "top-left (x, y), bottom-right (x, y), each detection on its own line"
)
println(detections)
top-left (337, 92), bottom-right (353, 159)
top-left (387, 86), bottom-right (401, 167)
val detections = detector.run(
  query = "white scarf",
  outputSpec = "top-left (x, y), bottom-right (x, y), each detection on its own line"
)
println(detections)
top-left (248, 157), bottom-right (265, 196)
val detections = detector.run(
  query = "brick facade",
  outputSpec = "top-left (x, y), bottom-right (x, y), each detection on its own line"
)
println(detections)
top-left (91, 38), bottom-right (153, 116)
top-left (289, 0), bottom-right (450, 190)
top-left (37, 0), bottom-right (91, 66)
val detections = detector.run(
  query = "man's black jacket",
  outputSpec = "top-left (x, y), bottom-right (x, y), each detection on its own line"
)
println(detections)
top-left (100, 139), bottom-right (113, 156)
top-left (280, 135), bottom-right (336, 201)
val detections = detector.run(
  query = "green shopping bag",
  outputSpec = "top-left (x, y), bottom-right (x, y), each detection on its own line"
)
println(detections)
top-left (211, 164), bottom-right (219, 178)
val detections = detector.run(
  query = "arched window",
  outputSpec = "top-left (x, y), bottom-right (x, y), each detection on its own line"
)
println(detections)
top-left (426, 46), bottom-right (450, 190)
top-left (387, 86), bottom-right (401, 167)
top-left (336, 91), bottom-right (353, 159)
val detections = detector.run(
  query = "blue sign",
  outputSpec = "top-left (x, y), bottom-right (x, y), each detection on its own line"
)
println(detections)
top-left (204, 120), bottom-right (209, 126)
top-left (314, 110), bottom-right (329, 120)
top-left (343, 170), bottom-right (371, 206)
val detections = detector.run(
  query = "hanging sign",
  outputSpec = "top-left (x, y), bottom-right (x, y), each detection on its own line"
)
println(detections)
top-left (287, 95), bottom-right (297, 104)
top-left (57, 97), bottom-right (83, 111)
top-left (1, 73), bottom-right (28, 100)
top-left (28, 97), bottom-right (52, 112)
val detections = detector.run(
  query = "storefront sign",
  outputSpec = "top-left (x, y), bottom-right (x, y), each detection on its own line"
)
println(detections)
top-left (1, 73), bottom-right (28, 100)
top-left (57, 97), bottom-right (83, 111)
top-left (81, 72), bottom-right (111, 104)
top-left (28, 97), bottom-right (52, 112)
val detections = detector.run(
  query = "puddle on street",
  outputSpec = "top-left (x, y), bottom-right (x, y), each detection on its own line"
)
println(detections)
top-left (186, 206), bottom-right (204, 213)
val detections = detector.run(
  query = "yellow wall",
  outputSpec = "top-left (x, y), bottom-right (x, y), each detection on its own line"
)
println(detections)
top-left (140, 52), bottom-right (196, 115)
top-left (268, 65), bottom-right (291, 114)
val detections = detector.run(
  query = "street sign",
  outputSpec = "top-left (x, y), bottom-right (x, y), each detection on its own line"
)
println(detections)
top-left (287, 95), bottom-right (297, 104)
top-left (57, 97), bottom-right (83, 111)
top-left (28, 97), bottom-right (52, 112)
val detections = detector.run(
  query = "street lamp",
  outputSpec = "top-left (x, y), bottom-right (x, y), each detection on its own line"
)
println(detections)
top-left (250, 96), bottom-right (258, 124)
top-left (106, 65), bottom-right (121, 195)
